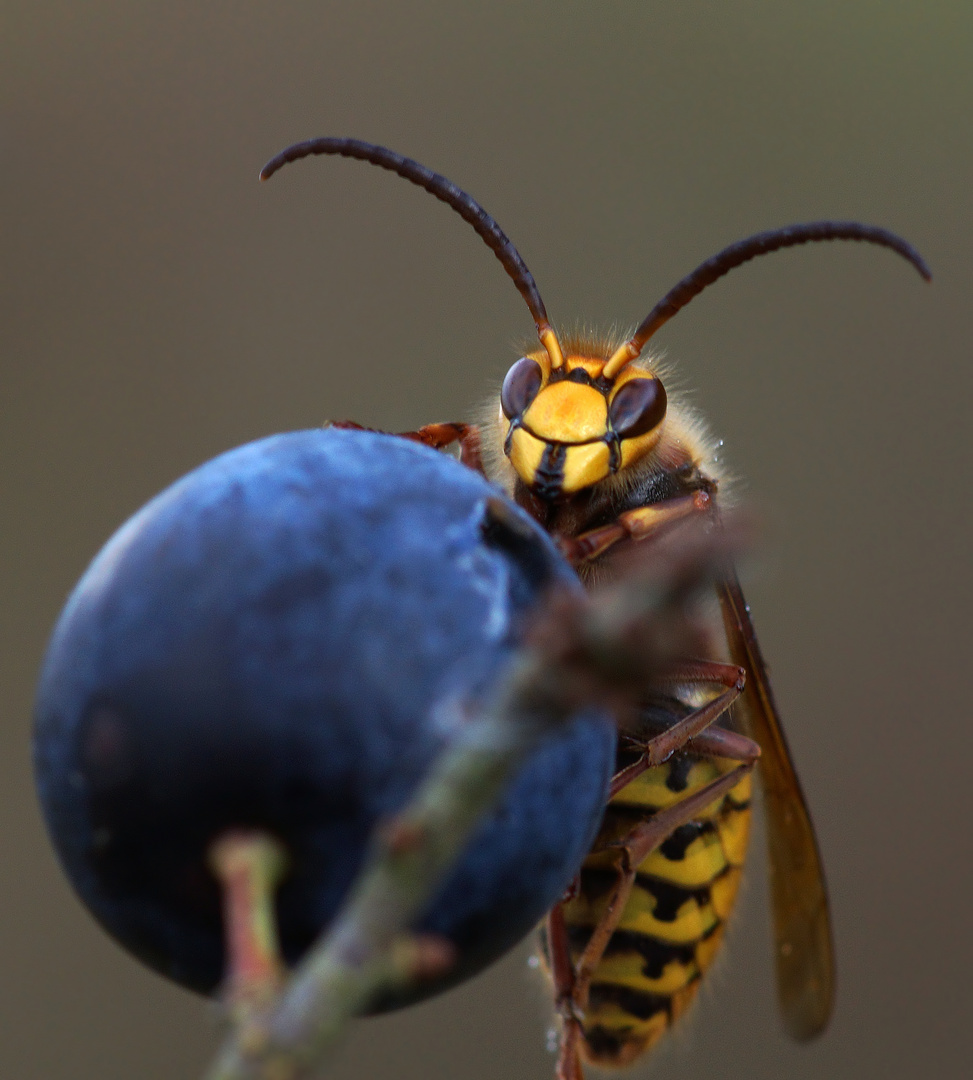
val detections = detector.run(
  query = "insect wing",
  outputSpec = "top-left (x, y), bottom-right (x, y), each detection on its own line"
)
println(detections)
top-left (717, 574), bottom-right (835, 1041)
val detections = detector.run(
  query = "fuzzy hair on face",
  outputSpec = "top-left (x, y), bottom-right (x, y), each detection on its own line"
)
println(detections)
top-left (477, 328), bottom-right (734, 511)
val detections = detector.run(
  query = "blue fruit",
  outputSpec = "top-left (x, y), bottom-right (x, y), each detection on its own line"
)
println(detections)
top-left (33, 428), bottom-right (614, 1002)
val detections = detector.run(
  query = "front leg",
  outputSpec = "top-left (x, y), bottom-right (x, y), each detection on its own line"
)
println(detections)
top-left (330, 420), bottom-right (485, 474)
top-left (557, 491), bottom-right (713, 567)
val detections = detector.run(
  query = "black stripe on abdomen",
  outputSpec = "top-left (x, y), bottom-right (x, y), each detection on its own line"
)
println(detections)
top-left (588, 982), bottom-right (673, 1022)
top-left (567, 926), bottom-right (698, 979)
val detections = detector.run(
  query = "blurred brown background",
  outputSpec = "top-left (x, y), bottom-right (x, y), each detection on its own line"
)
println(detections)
top-left (2, 4), bottom-right (971, 1079)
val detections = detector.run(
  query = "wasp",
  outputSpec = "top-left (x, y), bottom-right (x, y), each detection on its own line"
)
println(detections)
top-left (260, 138), bottom-right (930, 1079)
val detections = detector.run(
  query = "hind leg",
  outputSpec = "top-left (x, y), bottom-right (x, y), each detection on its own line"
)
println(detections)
top-left (546, 659), bottom-right (760, 1079)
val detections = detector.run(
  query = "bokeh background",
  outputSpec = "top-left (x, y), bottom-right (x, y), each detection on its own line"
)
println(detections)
top-left (2, 4), bottom-right (971, 1079)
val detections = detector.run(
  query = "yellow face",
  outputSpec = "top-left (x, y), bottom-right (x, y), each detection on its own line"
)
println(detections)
top-left (499, 349), bottom-right (668, 500)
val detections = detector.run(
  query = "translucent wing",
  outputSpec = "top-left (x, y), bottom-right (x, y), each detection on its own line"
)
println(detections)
top-left (717, 573), bottom-right (835, 1040)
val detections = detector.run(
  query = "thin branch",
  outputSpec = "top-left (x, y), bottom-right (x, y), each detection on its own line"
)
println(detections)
top-left (203, 515), bottom-right (743, 1080)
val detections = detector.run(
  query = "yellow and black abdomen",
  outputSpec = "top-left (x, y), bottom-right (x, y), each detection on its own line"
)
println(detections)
top-left (562, 745), bottom-right (753, 1067)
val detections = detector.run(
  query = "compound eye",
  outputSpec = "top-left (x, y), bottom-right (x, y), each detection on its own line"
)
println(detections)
top-left (609, 377), bottom-right (668, 438)
top-left (500, 357), bottom-right (543, 420)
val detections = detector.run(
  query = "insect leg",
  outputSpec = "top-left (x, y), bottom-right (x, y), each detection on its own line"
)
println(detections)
top-left (329, 420), bottom-right (485, 473)
top-left (558, 491), bottom-right (712, 566)
top-left (580, 763), bottom-right (755, 1005)
top-left (397, 421), bottom-right (483, 472)
top-left (687, 724), bottom-right (762, 764)
top-left (548, 656), bottom-right (757, 1076)
top-left (546, 756), bottom-right (757, 1080)
top-left (545, 905), bottom-right (587, 1080)
top-left (610, 660), bottom-right (754, 797)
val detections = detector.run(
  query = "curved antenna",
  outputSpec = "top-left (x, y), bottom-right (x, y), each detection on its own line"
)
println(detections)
top-left (261, 138), bottom-right (564, 370)
top-left (603, 221), bottom-right (932, 379)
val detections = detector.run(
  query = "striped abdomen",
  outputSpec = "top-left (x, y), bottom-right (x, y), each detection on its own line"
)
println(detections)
top-left (562, 744), bottom-right (753, 1066)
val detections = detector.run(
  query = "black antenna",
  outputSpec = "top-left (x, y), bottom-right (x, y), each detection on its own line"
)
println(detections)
top-left (261, 138), bottom-right (564, 367)
top-left (604, 221), bottom-right (931, 377)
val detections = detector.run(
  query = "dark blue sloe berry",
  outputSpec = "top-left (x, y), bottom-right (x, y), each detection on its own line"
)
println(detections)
top-left (33, 428), bottom-right (614, 1004)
